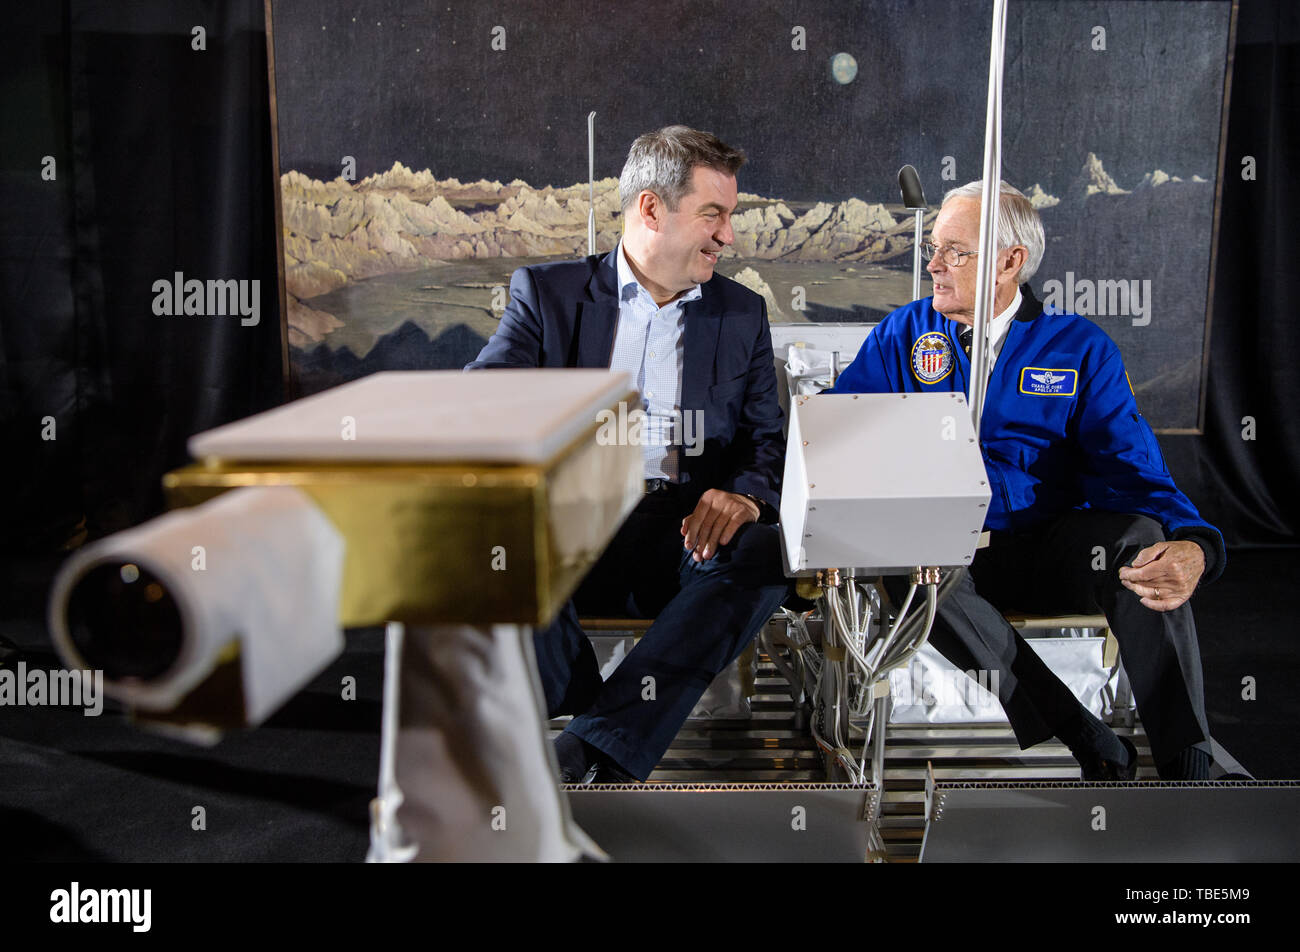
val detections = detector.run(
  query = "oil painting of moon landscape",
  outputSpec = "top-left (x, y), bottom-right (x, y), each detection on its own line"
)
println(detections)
top-left (269, 0), bottom-right (1232, 431)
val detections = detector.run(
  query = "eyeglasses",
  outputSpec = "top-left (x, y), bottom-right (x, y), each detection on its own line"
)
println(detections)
top-left (920, 241), bottom-right (979, 267)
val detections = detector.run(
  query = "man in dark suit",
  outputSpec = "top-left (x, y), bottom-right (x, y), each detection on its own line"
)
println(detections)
top-left (467, 126), bottom-right (791, 782)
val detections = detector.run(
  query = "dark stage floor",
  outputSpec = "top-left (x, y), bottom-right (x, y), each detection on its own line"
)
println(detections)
top-left (2, 547), bottom-right (1297, 862)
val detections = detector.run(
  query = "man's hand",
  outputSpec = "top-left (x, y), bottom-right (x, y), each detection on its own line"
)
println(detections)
top-left (1117, 540), bottom-right (1205, 612)
top-left (681, 489), bottom-right (761, 563)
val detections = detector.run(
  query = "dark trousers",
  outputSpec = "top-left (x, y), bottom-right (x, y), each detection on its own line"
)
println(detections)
top-left (531, 488), bottom-right (792, 779)
top-left (887, 510), bottom-right (1211, 767)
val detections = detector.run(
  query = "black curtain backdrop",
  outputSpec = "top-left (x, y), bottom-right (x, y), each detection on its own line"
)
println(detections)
top-left (1160, 0), bottom-right (1300, 548)
top-left (1, 0), bottom-right (283, 576)
top-left (0, 0), bottom-right (1295, 605)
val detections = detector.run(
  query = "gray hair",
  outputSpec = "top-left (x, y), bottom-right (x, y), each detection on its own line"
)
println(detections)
top-left (942, 180), bottom-right (1045, 284)
top-left (618, 126), bottom-right (746, 212)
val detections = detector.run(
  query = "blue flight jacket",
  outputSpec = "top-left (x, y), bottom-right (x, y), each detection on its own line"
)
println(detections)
top-left (828, 286), bottom-right (1225, 582)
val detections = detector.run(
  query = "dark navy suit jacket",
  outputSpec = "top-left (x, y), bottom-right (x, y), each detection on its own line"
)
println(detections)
top-left (466, 250), bottom-right (786, 514)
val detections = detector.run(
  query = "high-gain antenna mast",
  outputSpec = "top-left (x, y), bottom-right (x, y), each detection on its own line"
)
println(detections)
top-left (969, 0), bottom-right (1008, 433)
top-left (587, 111), bottom-right (597, 255)
top-left (897, 165), bottom-right (927, 302)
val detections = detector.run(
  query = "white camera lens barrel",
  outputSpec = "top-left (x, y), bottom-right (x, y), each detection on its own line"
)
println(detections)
top-left (48, 486), bottom-right (345, 718)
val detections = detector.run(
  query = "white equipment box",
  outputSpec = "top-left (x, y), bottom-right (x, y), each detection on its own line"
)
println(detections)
top-left (770, 323), bottom-right (876, 423)
top-left (770, 323), bottom-right (875, 370)
top-left (780, 391), bottom-right (991, 575)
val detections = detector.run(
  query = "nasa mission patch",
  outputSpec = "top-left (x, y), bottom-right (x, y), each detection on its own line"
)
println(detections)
top-left (910, 332), bottom-right (954, 384)
top-left (1019, 366), bottom-right (1078, 396)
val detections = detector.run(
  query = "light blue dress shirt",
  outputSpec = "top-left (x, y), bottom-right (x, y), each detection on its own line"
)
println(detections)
top-left (610, 240), bottom-right (700, 481)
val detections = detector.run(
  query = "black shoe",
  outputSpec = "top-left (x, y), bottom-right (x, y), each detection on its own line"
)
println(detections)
top-left (589, 761), bottom-right (642, 785)
top-left (559, 762), bottom-right (600, 785)
top-left (1079, 735), bottom-right (1138, 782)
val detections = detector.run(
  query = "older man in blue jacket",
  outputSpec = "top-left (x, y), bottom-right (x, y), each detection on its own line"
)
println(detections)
top-left (468, 127), bottom-right (789, 783)
top-left (830, 181), bottom-right (1220, 781)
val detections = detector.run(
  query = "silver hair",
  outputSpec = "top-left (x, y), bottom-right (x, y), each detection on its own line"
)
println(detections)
top-left (942, 180), bottom-right (1045, 284)
top-left (618, 125), bottom-right (746, 212)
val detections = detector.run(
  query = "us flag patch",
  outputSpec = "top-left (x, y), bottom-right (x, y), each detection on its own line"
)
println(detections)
top-left (910, 332), bottom-right (954, 384)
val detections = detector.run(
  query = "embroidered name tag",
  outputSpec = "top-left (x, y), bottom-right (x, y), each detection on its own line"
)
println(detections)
top-left (1019, 366), bottom-right (1078, 396)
